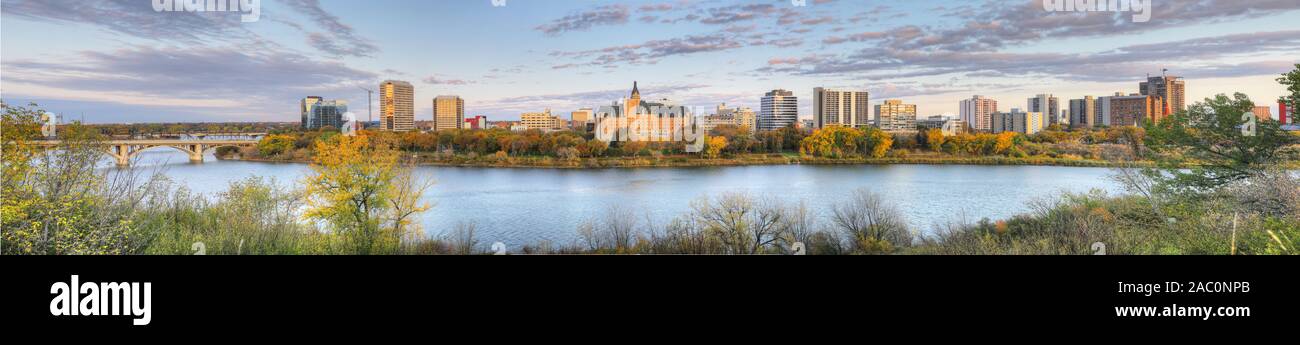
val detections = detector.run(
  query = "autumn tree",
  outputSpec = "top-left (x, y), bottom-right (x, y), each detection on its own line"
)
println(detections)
top-left (993, 132), bottom-right (1017, 155)
top-left (303, 135), bottom-right (433, 254)
top-left (858, 127), bottom-right (893, 158)
top-left (704, 136), bottom-right (728, 159)
top-left (924, 129), bottom-right (945, 152)
top-left (799, 126), bottom-right (861, 158)
top-left (257, 134), bottom-right (295, 157)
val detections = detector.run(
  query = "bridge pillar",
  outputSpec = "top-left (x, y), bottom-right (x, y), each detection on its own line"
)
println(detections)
top-left (188, 144), bottom-right (204, 163)
top-left (112, 145), bottom-right (130, 166)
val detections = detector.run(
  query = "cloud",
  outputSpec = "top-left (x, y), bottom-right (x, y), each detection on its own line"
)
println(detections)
top-left (422, 76), bottom-right (474, 85)
top-left (552, 33), bottom-right (744, 68)
top-left (699, 3), bottom-right (778, 25)
top-left (2, 45), bottom-right (378, 117)
top-left (865, 0), bottom-right (1300, 53)
top-left (2, 0), bottom-right (380, 58)
top-left (535, 5), bottom-right (630, 35)
top-left (0, 0), bottom-right (253, 43)
top-left (773, 30), bottom-right (1300, 82)
top-left (280, 0), bottom-right (381, 58)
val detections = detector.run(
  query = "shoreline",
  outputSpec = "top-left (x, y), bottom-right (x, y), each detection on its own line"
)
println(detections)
top-left (218, 154), bottom-right (1149, 169)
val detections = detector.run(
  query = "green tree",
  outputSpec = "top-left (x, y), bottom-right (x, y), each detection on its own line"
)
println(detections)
top-left (1278, 63), bottom-right (1300, 114)
top-left (1144, 93), bottom-right (1297, 194)
top-left (2, 102), bottom-right (150, 254)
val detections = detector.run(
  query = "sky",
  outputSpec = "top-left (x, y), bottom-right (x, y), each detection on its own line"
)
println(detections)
top-left (1, 0), bottom-right (1298, 124)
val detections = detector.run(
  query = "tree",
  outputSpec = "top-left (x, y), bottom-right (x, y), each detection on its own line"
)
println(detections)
top-left (1278, 63), bottom-right (1300, 113)
top-left (829, 188), bottom-right (911, 254)
top-left (303, 135), bottom-right (432, 254)
top-left (1143, 93), bottom-right (1297, 194)
top-left (993, 132), bottom-right (1017, 155)
top-left (691, 193), bottom-right (788, 254)
top-left (257, 134), bottom-right (295, 157)
top-left (2, 102), bottom-right (153, 255)
top-left (704, 136), bottom-right (728, 159)
top-left (799, 126), bottom-right (861, 158)
top-left (924, 129), bottom-right (945, 152)
top-left (859, 127), bottom-right (893, 158)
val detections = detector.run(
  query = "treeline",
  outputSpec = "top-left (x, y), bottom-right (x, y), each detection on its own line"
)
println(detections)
top-left (245, 124), bottom-right (811, 161)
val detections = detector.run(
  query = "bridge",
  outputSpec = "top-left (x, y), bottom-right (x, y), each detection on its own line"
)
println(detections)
top-left (32, 139), bottom-right (259, 166)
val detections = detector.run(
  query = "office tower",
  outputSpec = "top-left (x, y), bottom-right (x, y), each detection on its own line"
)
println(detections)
top-left (379, 80), bottom-right (414, 132)
top-left (1140, 74), bottom-right (1185, 119)
top-left (759, 89), bottom-right (798, 131)
top-left (301, 96), bottom-right (323, 129)
top-left (521, 109), bottom-right (564, 131)
top-left (813, 87), bottom-right (870, 129)
top-left (304, 99), bottom-right (348, 130)
top-left (875, 99), bottom-right (917, 132)
top-left (433, 95), bottom-right (465, 131)
top-left (1027, 94), bottom-right (1062, 126)
top-left (571, 108), bottom-right (593, 130)
top-left (1099, 93), bottom-right (1155, 127)
top-left (960, 95), bottom-right (998, 132)
top-left (1068, 96), bottom-right (1099, 129)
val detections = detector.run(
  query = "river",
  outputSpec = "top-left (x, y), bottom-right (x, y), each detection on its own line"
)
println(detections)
top-left (113, 149), bottom-right (1124, 248)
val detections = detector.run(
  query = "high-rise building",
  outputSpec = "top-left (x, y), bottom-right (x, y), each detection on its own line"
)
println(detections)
top-left (759, 89), bottom-right (798, 131)
top-left (571, 108), bottom-right (593, 131)
top-left (813, 87), bottom-right (870, 129)
top-left (301, 96), bottom-right (323, 129)
top-left (875, 99), bottom-right (917, 132)
top-left (992, 109), bottom-right (1045, 135)
top-left (1140, 74), bottom-right (1185, 120)
top-left (960, 95), bottom-right (998, 132)
top-left (304, 99), bottom-right (348, 130)
top-left (379, 80), bottom-right (415, 132)
top-left (1068, 96), bottom-right (1100, 129)
top-left (521, 109), bottom-right (565, 131)
top-left (433, 95), bottom-right (464, 131)
top-left (1028, 94), bottom-right (1063, 126)
top-left (1099, 93), bottom-right (1155, 127)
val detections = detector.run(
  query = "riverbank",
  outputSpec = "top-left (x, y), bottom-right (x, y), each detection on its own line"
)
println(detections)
top-left (220, 152), bottom-right (1149, 169)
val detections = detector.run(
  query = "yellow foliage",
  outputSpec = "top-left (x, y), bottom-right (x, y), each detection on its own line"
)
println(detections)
top-left (704, 136), bottom-right (728, 159)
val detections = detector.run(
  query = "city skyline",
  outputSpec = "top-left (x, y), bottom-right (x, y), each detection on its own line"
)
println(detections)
top-left (2, 0), bottom-right (1298, 124)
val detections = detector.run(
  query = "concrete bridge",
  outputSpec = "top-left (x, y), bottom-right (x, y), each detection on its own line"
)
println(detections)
top-left (33, 139), bottom-right (259, 166)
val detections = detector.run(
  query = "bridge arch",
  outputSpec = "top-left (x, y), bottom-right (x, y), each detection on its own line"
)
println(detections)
top-left (105, 142), bottom-right (257, 166)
